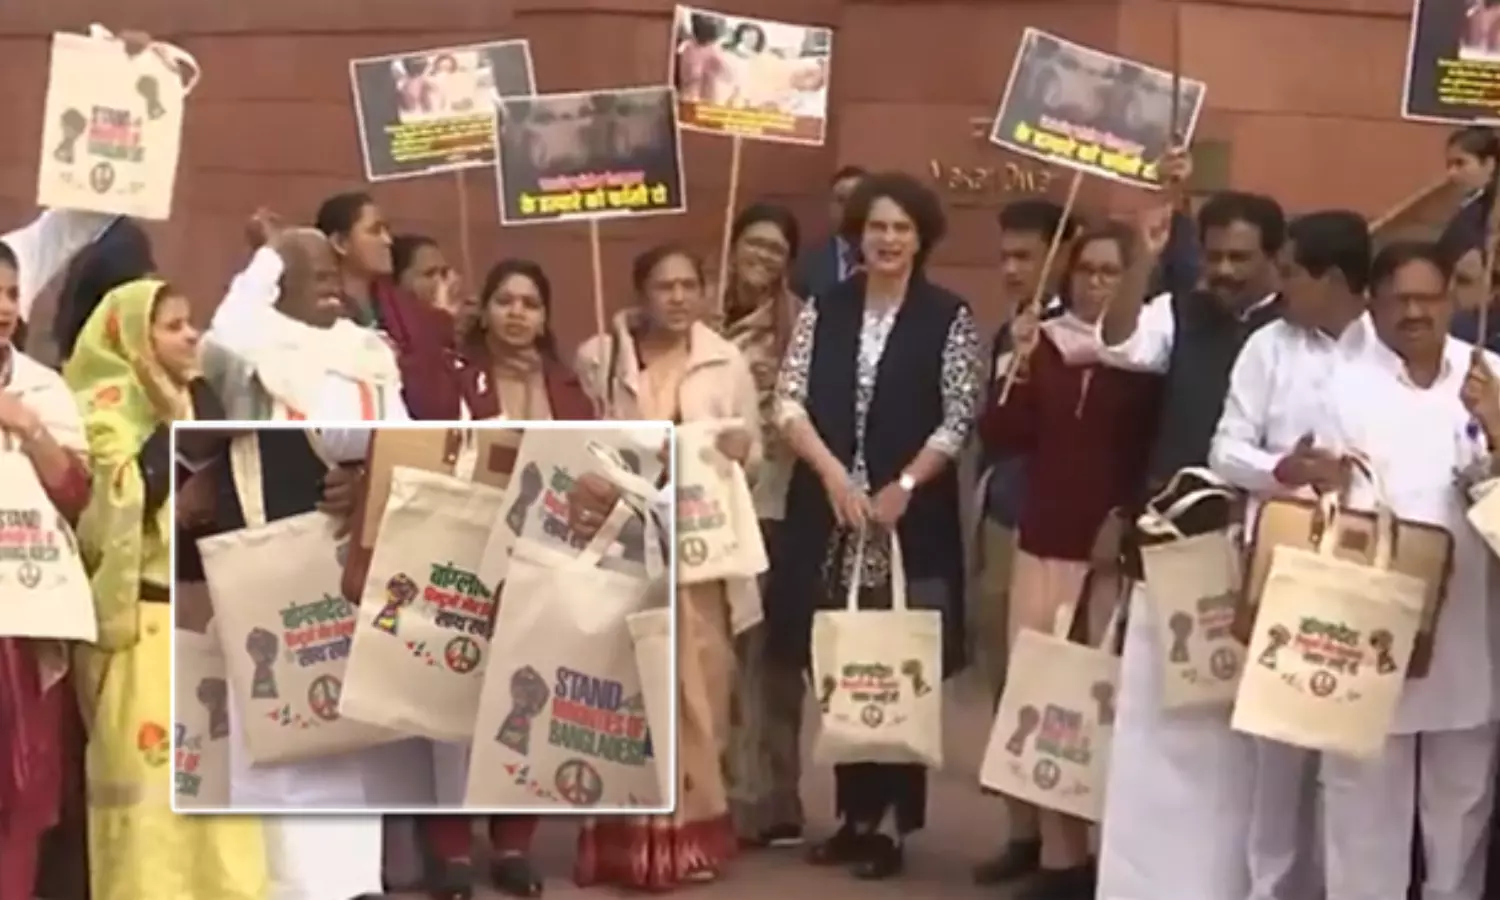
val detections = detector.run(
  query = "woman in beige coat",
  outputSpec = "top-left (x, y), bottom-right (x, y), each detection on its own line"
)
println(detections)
top-left (570, 243), bottom-right (762, 890)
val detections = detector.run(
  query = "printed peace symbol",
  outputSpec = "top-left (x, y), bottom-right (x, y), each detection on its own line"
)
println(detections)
top-left (88, 162), bottom-right (116, 194)
top-left (444, 637), bottom-right (482, 674)
top-left (680, 537), bottom-right (708, 566)
top-left (307, 675), bottom-right (342, 721)
top-left (17, 562), bottom-right (42, 589)
top-left (1032, 759), bottom-right (1062, 791)
top-left (1209, 647), bottom-right (1240, 681)
top-left (860, 703), bottom-right (885, 728)
top-left (1308, 670), bottom-right (1338, 698)
top-left (554, 758), bottom-right (604, 806)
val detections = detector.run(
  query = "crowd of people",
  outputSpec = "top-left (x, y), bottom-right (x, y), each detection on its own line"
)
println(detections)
top-left (8, 30), bottom-right (1500, 900)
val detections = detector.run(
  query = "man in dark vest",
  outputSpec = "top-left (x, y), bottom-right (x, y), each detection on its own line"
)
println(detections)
top-left (1090, 171), bottom-right (1286, 900)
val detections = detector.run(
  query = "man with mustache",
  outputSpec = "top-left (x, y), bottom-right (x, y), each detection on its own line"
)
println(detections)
top-left (1209, 210), bottom-right (1374, 900)
top-left (1092, 177), bottom-right (1286, 900)
top-left (1308, 240), bottom-right (1500, 900)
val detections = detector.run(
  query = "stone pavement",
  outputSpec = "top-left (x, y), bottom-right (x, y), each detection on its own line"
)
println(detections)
top-left (391, 674), bottom-right (1021, 899)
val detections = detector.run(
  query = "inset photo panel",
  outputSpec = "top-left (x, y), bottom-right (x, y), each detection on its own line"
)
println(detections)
top-left (169, 420), bottom-right (683, 814)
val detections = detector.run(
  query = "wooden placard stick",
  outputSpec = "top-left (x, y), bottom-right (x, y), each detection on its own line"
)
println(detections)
top-left (589, 217), bottom-right (608, 416)
top-left (1367, 174), bottom-right (1454, 234)
top-left (714, 136), bottom-right (745, 313)
top-left (998, 168), bottom-right (1084, 406)
top-left (454, 169), bottom-right (476, 290)
top-left (1481, 176), bottom-right (1500, 348)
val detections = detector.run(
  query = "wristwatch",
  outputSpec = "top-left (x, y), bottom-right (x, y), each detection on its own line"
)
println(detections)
top-left (897, 472), bottom-right (917, 493)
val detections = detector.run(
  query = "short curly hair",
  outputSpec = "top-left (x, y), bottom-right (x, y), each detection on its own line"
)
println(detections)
top-left (839, 171), bottom-right (948, 272)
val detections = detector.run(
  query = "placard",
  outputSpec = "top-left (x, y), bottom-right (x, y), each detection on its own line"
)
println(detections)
top-left (1402, 0), bottom-right (1500, 125)
top-left (493, 86), bottom-right (688, 225)
top-left (36, 30), bottom-right (199, 220)
top-left (668, 5), bottom-right (832, 146)
top-left (988, 28), bottom-right (1207, 190)
top-left (351, 40), bottom-right (536, 181)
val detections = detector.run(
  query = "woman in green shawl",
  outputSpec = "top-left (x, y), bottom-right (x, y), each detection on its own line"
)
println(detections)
top-left (62, 278), bottom-right (267, 900)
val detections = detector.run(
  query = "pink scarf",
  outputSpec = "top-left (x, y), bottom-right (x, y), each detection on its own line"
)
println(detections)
top-left (1041, 313), bottom-right (1104, 366)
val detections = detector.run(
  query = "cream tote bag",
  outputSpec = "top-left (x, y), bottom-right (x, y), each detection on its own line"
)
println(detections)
top-left (198, 434), bottom-right (403, 765)
top-left (0, 433), bottom-right (95, 642)
top-left (979, 578), bottom-right (1124, 822)
top-left (626, 607), bottom-right (674, 803)
top-left (339, 466), bottom-right (506, 743)
top-left (1232, 488), bottom-right (1426, 759)
top-left (1466, 475), bottom-right (1500, 562)
top-left (172, 619), bottom-right (231, 809)
top-left (811, 531), bottom-right (944, 768)
top-left (675, 419), bottom-right (767, 585)
top-left (1137, 467), bottom-right (1245, 711)
top-left (36, 24), bottom-right (201, 220)
top-left (465, 472), bottom-right (668, 810)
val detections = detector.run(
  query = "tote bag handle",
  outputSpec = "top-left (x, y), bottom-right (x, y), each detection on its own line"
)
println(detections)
top-left (227, 434), bottom-right (269, 529)
top-left (87, 23), bottom-right (202, 95)
top-left (1137, 466), bottom-right (1238, 541)
top-left (844, 526), bottom-right (909, 612)
top-left (1316, 452), bottom-right (1398, 571)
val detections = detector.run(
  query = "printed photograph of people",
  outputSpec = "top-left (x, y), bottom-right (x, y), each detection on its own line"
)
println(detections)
top-left (670, 5), bottom-right (832, 145)
top-left (493, 86), bottom-right (686, 225)
top-left (990, 28), bottom-right (1205, 188)
top-left (349, 40), bottom-right (534, 181)
top-left (172, 422), bottom-right (677, 817)
top-left (1462, 0), bottom-right (1500, 60)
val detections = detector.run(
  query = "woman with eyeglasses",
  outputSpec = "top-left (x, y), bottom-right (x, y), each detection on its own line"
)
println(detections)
top-left (977, 220), bottom-right (1162, 899)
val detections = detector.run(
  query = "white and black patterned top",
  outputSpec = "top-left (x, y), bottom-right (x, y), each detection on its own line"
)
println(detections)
top-left (775, 296), bottom-right (982, 587)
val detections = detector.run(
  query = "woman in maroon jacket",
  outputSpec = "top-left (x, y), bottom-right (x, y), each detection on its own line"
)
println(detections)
top-left (422, 258), bottom-right (591, 900)
top-left (977, 220), bottom-right (1162, 900)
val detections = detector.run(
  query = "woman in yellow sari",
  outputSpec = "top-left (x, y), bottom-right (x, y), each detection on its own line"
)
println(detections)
top-left (62, 278), bottom-right (267, 900)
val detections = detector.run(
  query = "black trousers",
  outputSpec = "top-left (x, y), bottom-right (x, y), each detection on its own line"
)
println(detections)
top-left (834, 762), bottom-right (928, 834)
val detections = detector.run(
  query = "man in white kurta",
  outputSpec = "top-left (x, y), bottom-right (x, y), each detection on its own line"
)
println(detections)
top-left (1313, 241), bottom-right (1500, 900)
top-left (1208, 210), bottom-right (1373, 900)
top-left (206, 235), bottom-right (432, 900)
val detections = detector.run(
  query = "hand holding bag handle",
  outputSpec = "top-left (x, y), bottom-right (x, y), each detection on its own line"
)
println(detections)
top-left (845, 525), bottom-right (909, 612)
top-left (88, 23), bottom-right (202, 95)
top-left (582, 439), bottom-right (666, 578)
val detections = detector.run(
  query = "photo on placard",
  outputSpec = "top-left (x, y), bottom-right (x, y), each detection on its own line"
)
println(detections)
top-left (350, 40), bottom-right (536, 182)
top-left (668, 4), bottom-right (833, 146)
top-left (170, 421), bottom-right (680, 814)
top-left (1402, 0), bottom-right (1500, 126)
top-left (492, 86), bottom-right (687, 226)
top-left (988, 28), bottom-right (1206, 190)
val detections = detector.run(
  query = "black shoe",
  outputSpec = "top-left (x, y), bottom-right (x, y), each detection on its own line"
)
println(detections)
top-left (1014, 862), bottom-right (1096, 900)
top-left (425, 859), bottom-right (476, 900)
top-left (851, 834), bottom-right (904, 880)
top-left (807, 825), bottom-right (868, 866)
top-left (491, 854), bottom-right (544, 898)
top-left (760, 823), bottom-right (805, 848)
top-left (972, 838), bottom-right (1042, 884)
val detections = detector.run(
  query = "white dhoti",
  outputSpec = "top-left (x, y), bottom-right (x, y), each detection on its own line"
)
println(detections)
top-left (1248, 737), bottom-right (1323, 900)
top-left (431, 739), bottom-right (470, 805)
top-left (1097, 582), bottom-right (1256, 900)
top-left (227, 695), bottom-right (435, 900)
top-left (1322, 724), bottom-right (1498, 900)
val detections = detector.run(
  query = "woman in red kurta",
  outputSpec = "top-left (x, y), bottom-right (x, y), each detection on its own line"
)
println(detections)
top-left (421, 258), bottom-right (593, 900)
top-left (0, 245), bottom-right (92, 900)
top-left (977, 221), bottom-right (1162, 900)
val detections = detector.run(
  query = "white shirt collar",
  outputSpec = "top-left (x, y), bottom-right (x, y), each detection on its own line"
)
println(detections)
top-left (1367, 333), bottom-right (1461, 388)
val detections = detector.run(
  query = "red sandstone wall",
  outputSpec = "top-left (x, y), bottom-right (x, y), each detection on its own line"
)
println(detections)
top-left (0, 0), bottom-right (1452, 353)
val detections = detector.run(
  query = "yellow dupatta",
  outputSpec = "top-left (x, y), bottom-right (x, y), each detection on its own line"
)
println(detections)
top-left (62, 279), bottom-right (192, 651)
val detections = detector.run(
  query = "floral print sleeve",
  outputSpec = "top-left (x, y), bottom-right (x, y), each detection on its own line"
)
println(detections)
top-left (773, 298), bottom-right (819, 426)
top-left (924, 305), bottom-right (983, 456)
